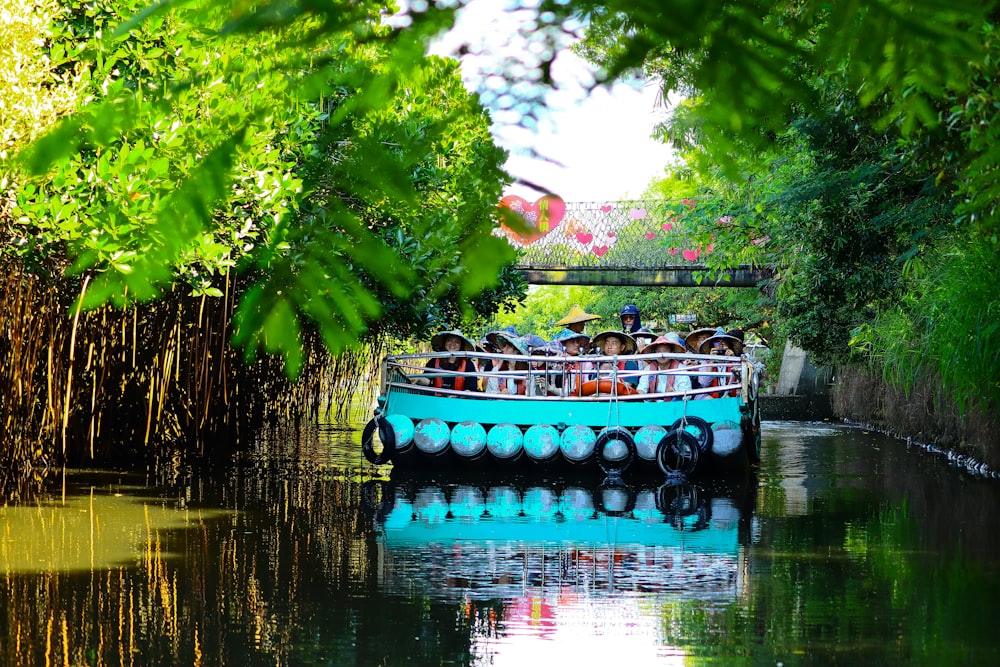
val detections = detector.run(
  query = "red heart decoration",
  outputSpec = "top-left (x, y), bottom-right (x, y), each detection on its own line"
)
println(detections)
top-left (576, 232), bottom-right (593, 244)
top-left (592, 245), bottom-right (609, 257)
top-left (682, 249), bottom-right (700, 261)
top-left (661, 222), bottom-right (673, 232)
top-left (499, 195), bottom-right (566, 245)
top-left (645, 232), bottom-right (656, 240)
top-left (600, 205), bottom-right (613, 213)
top-left (607, 231), bottom-right (616, 238)
top-left (668, 247), bottom-right (679, 255)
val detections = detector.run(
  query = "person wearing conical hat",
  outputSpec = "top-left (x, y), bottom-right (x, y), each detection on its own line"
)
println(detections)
top-left (632, 326), bottom-right (655, 351)
top-left (637, 332), bottom-right (692, 397)
top-left (551, 328), bottom-right (593, 395)
top-left (554, 304), bottom-right (601, 334)
top-left (684, 327), bottom-right (716, 354)
top-left (484, 331), bottom-right (527, 395)
top-left (694, 327), bottom-right (741, 398)
top-left (590, 330), bottom-right (641, 388)
top-left (415, 331), bottom-right (480, 392)
top-left (485, 325), bottom-right (519, 350)
top-left (698, 328), bottom-right (744, 356)
top-left (523, 340), bottom-right (564, 396)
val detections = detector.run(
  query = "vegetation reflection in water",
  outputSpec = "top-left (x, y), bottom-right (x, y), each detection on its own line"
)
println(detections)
top-left (2, 423), bottom-right (1000, 666)
top-left (1, 476), bottom-right (232, 573)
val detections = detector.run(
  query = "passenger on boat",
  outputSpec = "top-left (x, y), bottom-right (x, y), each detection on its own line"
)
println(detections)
top-left (684, 327), bottom-right (717, 355)
top-left (484, 331), bottom-right (527, 395)
top-left (520, 333), bottom-right (549, 353)
top-left (631, 326), bottom-right (656, 374)
top-left (694, 327), bottom-right (744, 398)
top-left (619, 304), bottom-right (643, 333)
top-left (523, 341), bottom-right (564, 396)
top-left (633, 326), bottom-right (655, 351)
top-left (636, 333), bottom-right (692, 398)
top-left (414, 331), bottom-right (480, 392)
top-left (550, 328), bottom-right (593, 395)
top-left (553, 304), bottom-right (601, 334)
top-left (590, 330), bottom-right (641, 389)
top-left (476, 326), bottom-right (516, 386)
top-left (477, 336), bottom-right (496, 366)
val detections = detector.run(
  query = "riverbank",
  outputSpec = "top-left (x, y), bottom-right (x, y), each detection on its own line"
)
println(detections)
top-left (831, 365), bottom-right (999, 470)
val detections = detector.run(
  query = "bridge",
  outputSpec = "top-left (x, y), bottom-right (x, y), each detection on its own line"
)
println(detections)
top-left (498, 196), bottom-right (773, 287)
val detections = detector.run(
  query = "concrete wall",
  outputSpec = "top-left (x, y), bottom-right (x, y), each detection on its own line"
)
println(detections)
top-left (762, 341), bottom-right (834, 420)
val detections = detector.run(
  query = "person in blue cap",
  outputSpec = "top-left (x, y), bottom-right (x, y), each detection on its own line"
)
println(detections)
top-left (619, 304), bottom-right (642, 333)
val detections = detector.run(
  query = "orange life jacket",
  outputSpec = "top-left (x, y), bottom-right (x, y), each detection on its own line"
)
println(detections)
top-left (430, 357), bottom-right (473, 391)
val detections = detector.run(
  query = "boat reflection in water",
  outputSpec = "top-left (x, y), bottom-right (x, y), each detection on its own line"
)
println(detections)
top-left (366, 473), bottom-right (758, 663)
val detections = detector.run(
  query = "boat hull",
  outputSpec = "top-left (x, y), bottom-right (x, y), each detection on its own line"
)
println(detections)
top-left (366, 350), bottom-right (764, 478)
top-left (374, 388), bottom-right (757, 477)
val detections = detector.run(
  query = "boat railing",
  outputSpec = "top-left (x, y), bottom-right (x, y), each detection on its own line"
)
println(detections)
top-left (383, 350), bottom-right (752, 402)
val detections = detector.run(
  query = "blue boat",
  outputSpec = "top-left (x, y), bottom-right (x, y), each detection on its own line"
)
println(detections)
top-left (364, 345), bottom-right (763, 478)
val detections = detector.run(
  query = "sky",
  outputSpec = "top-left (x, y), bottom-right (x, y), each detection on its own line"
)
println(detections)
top-left (429, 0), bottom-right (676, 203)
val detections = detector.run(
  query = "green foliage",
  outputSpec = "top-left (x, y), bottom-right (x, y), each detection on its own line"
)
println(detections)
top-left (491, 285), bottom-right (594, 338)
top-left (576, 0), bottom-right (999, 391)
top-left (10, 0), bottom-right (523, 376)
top-left (856, 235), bottom-right (1000, 412)
top-left (0, 0), bottom-right (82, 157)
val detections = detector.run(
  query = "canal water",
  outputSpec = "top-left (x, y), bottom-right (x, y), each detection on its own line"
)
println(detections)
top-left (2, 420), bottom-right (999, 666)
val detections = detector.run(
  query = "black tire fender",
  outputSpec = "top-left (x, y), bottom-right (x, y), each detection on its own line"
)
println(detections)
top-left (656, 428), bottom-right (700, 475)
top-left (670, 416), bottom-right (713, 454)
top-left (595, 427), bottom-right (636, 475)
top-left (362, 416), bottom-right (395, 464)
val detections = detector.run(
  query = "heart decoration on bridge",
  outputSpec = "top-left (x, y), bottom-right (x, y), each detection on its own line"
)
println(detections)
top-left (682, 248), bottom-right (701, 261)
top-left (645, 232), bottom-right (656, 240)
top-left (592, 245), bottom-right (609, 257)
top-left (630, 208), bottom-right (647, 220)
top-left (563, 218), bottom-right (587, 238)
top-left (661, 222), bottom-right (673, 232)
top-left (576, 232), bottom-right (593, 245)
top-left (600, 205), bottom-right (613, 213)
top-left (498, 195), bottom-right (566, 245)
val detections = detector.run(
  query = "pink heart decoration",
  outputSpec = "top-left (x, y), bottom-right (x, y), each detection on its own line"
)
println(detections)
top-left (592, 245), bottom-right (609, 257)
top-left (576, 232), bottom-right (593, 244)
top-left (661, 222), bottom-right (673, 232)
top-left (705, 243), bottom-right (714, 254)
top-left (607, 231), bottom-right (616, 238)
top-left (630, 208), bottom-right (647, 220)
top-left (682, 249), bottom-right (700, 261)
top-left (667, 247), bottom-right (679, 255)
top-left (681, 198), bottom-right (697, 209)
top-left (600, 205), bottom-right (613, 213)
top-left (498, 194), bottom-right (566, 245)
top-left (645, 232), bottom-right (656, 240)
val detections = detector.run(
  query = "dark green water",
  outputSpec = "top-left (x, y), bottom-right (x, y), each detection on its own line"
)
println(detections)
top-left (2, 421), bottom-right (999, 666)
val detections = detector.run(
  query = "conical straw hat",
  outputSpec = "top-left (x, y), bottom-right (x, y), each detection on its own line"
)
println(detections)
top-left (554, 305), bottom-right (601, 326)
